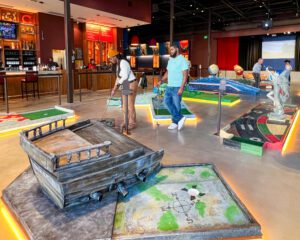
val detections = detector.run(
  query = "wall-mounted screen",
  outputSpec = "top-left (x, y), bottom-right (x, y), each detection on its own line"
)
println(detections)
top-left (0, 21), bottom-right (18, 39)
top-left (262, 35), bottom-right (296, 70)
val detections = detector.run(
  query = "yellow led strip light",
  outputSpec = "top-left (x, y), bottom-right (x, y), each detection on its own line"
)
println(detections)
top-left (282, 110), bottom-right (300, 155)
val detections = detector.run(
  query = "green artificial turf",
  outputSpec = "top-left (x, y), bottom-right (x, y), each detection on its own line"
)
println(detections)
top-left (21, 108), bottom-right (68, 120)
top-left (182, 90), bottom-right (240, 103)
top-left (153, 108), bottom-right (192, 116)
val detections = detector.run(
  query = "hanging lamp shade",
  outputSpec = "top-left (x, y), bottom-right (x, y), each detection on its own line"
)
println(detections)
top-left (149, 38), bottom-right (157, 48)
top-left (131, 35), bottom-right (139, 46)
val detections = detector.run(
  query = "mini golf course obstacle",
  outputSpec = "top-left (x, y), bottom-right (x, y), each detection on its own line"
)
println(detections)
top-left (182, 90), bottom-right (241, 106)
top-left (107, 93), bottom-right (197, 124)
top-left (2, 164), bottom-right (262, 240)
top-left (151, 95), bottom-right (196, 123)
top-left (189, 77), bottom-right (260, 95)
top-left (0, 106), bottom-right (74, 134)
top-left (19, 119), bottom-right (164, 209)
top-left (155, 83), bottom-right (241, 106)
top-left (222, 104), bottom-right (299, 156)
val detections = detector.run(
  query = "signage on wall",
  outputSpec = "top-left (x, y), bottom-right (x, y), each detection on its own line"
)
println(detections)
top-left (130, 56), bottom-right (136, 68)
top-left (86, 24), bottom-right (113, 42)
top-left (75, 48), bottom-right (83, 60)
top-left (179, 40), bottom-right (189, 60)
top-left (99, 26), bottom-right (113, 42)
top-left (1, 9), bottom-right (18, 22)
top-left (20, 13), bottom-right (35, 25)
top-left (153, 55), bottom-right (159, 68)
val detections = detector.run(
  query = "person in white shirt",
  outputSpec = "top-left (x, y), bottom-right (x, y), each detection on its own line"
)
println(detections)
top-left (109, 49), bottom-right (138, 130)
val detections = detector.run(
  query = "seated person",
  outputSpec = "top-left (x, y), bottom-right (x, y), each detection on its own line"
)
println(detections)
top-left (47, 57), bottom-right (59, 70)
top-left (88, 59), bottom-right (97, 70)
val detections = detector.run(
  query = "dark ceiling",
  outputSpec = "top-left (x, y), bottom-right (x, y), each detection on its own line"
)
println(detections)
top-left (129, 0), bottom-right (300, 41)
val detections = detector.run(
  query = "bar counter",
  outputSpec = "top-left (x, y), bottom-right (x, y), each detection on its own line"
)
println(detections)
top-left (1, 69), bottom-right (146, 113)
top-left (1, 69), bottom-right (121, 97)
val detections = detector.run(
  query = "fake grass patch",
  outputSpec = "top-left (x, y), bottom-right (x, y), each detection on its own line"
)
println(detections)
top-left (182, 90), bottom-right (240, 103)
top-left (21, 109), bottom-right (68, 120)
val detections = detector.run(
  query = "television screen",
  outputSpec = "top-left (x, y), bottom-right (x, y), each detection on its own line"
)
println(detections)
top-left (0, 22), bottom-right (17, 39)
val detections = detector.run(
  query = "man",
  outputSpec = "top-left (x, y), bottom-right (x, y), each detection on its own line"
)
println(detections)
top-left (47, 57), bottom-right (59, 69)
top-left (158, 43), bottom-right (188, 130)
top-left (282, 59), bottom-right (292, 83)
top-left (252, 58), bottom-right (263, 88)
top-left (109, 49), bottom-right (138, 130)
top-left (88, 58), bottom-right (97, 69)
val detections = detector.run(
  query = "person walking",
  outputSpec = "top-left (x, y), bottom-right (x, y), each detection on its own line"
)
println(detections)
top-left (109, 49), bottom-right (138, 130)
top-left (252, 58), bottom-right (264, 88)
top-left (158, 43), bottom-right (188, 130)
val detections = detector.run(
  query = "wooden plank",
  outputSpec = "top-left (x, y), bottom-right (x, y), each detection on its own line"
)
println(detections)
top-left (75, 121), bottom-right (141, 156)
top-left (62, 150), bottom-right (163, 196)
top-left (30, 159), bottom-right (64, 208)
top-left (55, 147), bottom-right (146, 181)
top-left (64, 160), bottom-right (162, 203)
top-left (34, 129), bottom-right (92, 155)
top-left (20, 133), bottom-right (56, 172)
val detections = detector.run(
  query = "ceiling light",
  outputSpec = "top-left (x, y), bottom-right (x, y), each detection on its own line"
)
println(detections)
top-left (196, 7), bottom-right (199, 10)
top-left (201, 10), bottom-right (204, 13)
top-left (287, 31), bottom-right (291, 34)
top-left (190, 4), bottom-right (193, 7)
top-left (259, 5), bottom-right (262, 8)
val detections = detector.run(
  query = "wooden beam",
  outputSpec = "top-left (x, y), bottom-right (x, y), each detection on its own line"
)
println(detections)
top-left (64, 0), bottom-right (74, 103)
top-left (170, 0), bottom-right (174, 44)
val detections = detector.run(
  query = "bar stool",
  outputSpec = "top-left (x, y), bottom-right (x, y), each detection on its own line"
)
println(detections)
top-left (0, 72), bottom-right (5, 101)
top-left (21, 71), bottom-right (40, 100)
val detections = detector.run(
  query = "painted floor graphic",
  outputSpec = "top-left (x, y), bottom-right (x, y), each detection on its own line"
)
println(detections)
top-left (222, 104), bottom-right (298, 155)
top-left (113, 165), bottom-right (261, 239)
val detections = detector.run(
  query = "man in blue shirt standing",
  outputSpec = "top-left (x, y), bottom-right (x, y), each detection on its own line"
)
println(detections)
top-left (252, 58), bottom-right (264, 88)
top-left (158, 44), bottom-right (188, 130)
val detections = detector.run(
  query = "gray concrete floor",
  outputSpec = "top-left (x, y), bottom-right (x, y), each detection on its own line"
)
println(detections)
top-left (0, 88), bottom-right (299, 240)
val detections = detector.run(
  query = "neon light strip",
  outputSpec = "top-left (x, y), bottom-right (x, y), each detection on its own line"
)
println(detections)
top-left (183, 97), bottom-right (241, 107)
top-left (282, 110), bottom-right (300, 155)
top-left (136, 105), bottom-right (197, 125)
top-left (0, 199), bottom-right (27, 240)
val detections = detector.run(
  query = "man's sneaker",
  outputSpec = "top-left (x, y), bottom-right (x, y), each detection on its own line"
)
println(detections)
top-left (168, 123), bottom-right (178, 130)
top-left (178, 116), bottom-right (186, 130)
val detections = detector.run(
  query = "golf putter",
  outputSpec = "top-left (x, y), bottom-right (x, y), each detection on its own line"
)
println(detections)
top-left (121, 79), bottom-right (132, 135)
top-left (100, 91), bottom-right (112, 120)
top-left (155, 71), bottom-right (164, 127)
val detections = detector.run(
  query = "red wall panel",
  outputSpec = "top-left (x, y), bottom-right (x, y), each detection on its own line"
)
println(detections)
top-left (217, 37), bottom-right (239, 70)
top-left (191, 35), bottom-right (209, 68)
top-left (73, 22), bottom-right (84, 49)
top-left (38, 13), bottom-right (66, 63)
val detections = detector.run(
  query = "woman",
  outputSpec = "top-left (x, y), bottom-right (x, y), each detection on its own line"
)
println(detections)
top-left (108, 49), bottom-right (138, 130)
